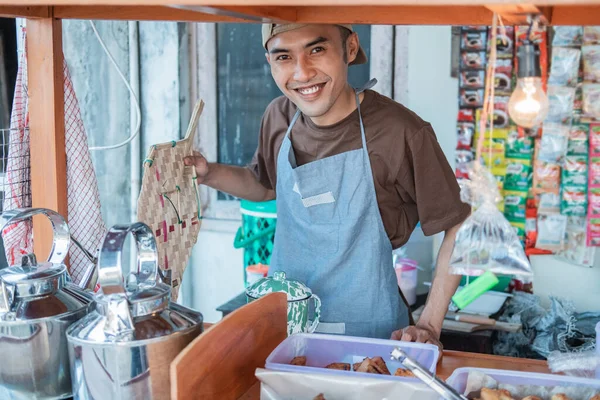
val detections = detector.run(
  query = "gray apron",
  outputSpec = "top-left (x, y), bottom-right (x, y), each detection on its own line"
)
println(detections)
top-left (270, 79), bottom-right (410, 339)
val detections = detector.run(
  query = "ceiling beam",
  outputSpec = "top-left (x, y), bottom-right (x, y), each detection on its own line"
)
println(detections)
top-left (0, 6), bottom-right (49, 18)
top-left (169, 5), bottom-right (295, 22)
top-left (551, 5), bottom-right (600, 25)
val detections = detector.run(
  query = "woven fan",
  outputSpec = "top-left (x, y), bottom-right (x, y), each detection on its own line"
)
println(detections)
top-left (136, 99), bottom-right (204, 301)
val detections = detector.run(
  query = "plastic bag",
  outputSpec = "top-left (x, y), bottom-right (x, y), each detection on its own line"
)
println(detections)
top-left (552, 26), bottom-right (584, 47)
top-left (583, 45), bottom-right (600, 82)
top-left (546, 86), bottom-right (576, 124)
top-left (547, 351), bottom-right (600, 378)
top-left (538, 123), bottom-right (570, 164)
top-left (582, 83), bottom-right (600, 119)
top-left (584, 27), bottom-right (600, 45)
top-left (548, 47), bottom-right (582, 87)
top-left (450, 164), bottom-right (532, 277)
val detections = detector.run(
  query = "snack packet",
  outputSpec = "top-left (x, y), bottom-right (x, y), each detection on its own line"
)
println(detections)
top-left (586, 217), bottom-right (600, 246)
top-left (556, 216), bottom-right (596, 267)
top-left (539, 192), bottom-right (561, 214)
top-left (589, 156), bottom-right (600, 186)
top-left (455, 149), bottom-right (474, 179)
top-left (460, 89), bottom-right (484, 108)
top-left (538, 123), bottom-right (570, 164)
top-left (506, 129), bottom-right (534, 159)
top-left (567, 123), bottom-right (589, 156)
top-left (460, 70), bottom-right (485, 89)
top-left (561, 187), bottom-right (587, 216)
top-left (461, 31), bottom-right (487, 51)
top-left (582, 83), bottom-right (600, 119)
top-left (582, 45), bottom-right (600, 82)
top-left (504, 190), bottom-right (527, 222)
top-left (457, 122), bottom-right (475, 149)
top-left (588, 187), bottom-right (600, 215)
top-left (562, 155), bottom-right (588, 186)
top-left (536, 213), bottom-right (568, 252)
top-left (458, 108), bottom-right (475, 122)
top-left (546, 85), bottom-right (576, 124)
top-left (461, 51), bottom-right (487, 70)
top-left (548, 47), bottom-right (582, 87)
top-left (590, 124), bottom-right (600, 154)
top-left (583, 27), bottom-right (600, 45)
top-left (480, 139), bottom-right (506, 175)
top-left (552, 26), bottom-right (584, 47)
top-left (533, 161), bottom-right (561, 196)
top-left (504, 158), bottom-right (532, 191)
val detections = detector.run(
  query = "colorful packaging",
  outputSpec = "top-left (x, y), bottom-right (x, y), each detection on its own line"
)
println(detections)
top-left (536, 213), bottom-right (568, 252)
top-left (457, 122), bottom-right (475, 149)
top-left (548, 47), bottom-right (582, 87)
top-left (546, 85), bottom-right (576, 123)
top-left (504, 190), bottom-right (527, 222)
top-left (489, 26), bottom-right (514, 59)
top-left (552, 26), bottom-right (584, 47)
top-left (480, 139), bottom-right (506, 175)
top-left (562, 155), bottom-right (588, 186)
top-left (525, 215), bottom-right (538, 249)
top-left (455, 149), bottom-right (474, 180)
top-left (561, 187), bottom-right (587, 216)
top-left (493, 59), bottom-right (513, 94)
top-left (538, 123), bottom-right (570, 164)
top-left (589, 157), bottom-right (600, 186)
top-left (510, 220), bottom-right (526, 243)
top-left (459, 89), bottom-right (484, 108)
top-left (461, 31), bottom-right (487, 51)
top-left (583, 27), bottom-right (600, 45)
top-left (557, 216), bottom-right (596, 267)
top-left (582, 83), bottom-right (600, 119)
top-left (506, 128), bottom-right (534, 159)
top-left (582, 45), bottom-right (600, 82)
top-left (461, 51), bottom-right (487, 70)
top-left (504, 158), bottom-right (532, 192)
top-left (574, 85), bottom-right (583, 117)
top-left (589, 187), bottom-right (600, 215)
top-left (533, 161), bottom-right (561, 195)
top-left (458, 108), bottom-right (475, 122)
top-left (539, 192), bottom-right (561, 214)
top-left (567, 123), bottom-right (589, 156)
top-left (586, 218), bottom-right (600, 246)
top-left (460, 70), bottom-right (485, 89)
top-left (590, 124), bottom-right (600, 154)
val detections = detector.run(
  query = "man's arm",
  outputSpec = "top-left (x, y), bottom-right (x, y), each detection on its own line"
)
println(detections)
top-left (184, 152), bottom-right (275, 202)
top-left (391, 222), bottom-right (462, 353)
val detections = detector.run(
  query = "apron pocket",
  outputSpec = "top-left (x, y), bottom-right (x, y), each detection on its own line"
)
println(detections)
top-left (307, 223), bottom-right (339, 256)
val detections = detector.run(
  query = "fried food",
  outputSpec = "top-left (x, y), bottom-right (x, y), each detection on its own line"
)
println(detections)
top-left (290, 356), bottom-right (307, 366)
top-left (355, 358), bottom-right (379, 374)
top-left (394, 368), bottom-right (415, 377)
top-left (370, 356), bottom-right (391, 375)
top-left (324, 362), bottom-right (351, 371)
top-left (313, 394), bottom-right (326, 400)
top-left (522, 397), bottom-right (542, 400)
top-left (480, 388), bottom-right (515, 400)
top-left (589, 396), bottom-right (600, 400)
top-left (551, 395), bottom-right (573, 400)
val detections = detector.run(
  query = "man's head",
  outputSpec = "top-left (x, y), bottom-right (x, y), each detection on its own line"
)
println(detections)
top-left (262, 24), bottom-right (367, 121)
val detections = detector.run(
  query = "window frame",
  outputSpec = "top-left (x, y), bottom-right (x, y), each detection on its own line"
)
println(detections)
top-left (191, 23), bottom-right (395, 232)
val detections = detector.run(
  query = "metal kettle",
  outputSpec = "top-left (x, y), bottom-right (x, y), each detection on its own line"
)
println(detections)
top-left (66, 222), bottom-right (204, 400)
top-left (0, 208), bottom-right (95, 400)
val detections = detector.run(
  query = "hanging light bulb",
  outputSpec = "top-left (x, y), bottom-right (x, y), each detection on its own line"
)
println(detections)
top-left (508, 41), bottom-right (549, 128)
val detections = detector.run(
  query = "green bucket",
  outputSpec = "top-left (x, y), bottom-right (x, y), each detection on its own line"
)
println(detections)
top-left (233, 199), bottom-right (277, 287)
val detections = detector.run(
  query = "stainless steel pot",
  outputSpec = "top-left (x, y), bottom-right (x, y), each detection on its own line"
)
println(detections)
top-left (66, 222), bottom-right (204, 400)
top-left (0, 208), bottom-right (95, 400)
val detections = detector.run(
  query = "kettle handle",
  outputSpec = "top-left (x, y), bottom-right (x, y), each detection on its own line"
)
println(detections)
top-left (96, 222), bottom-right (159, 337)
top-left (0, 208), bottom-right (70, 265)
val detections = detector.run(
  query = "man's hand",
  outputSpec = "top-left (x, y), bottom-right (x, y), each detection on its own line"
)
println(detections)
top-left (184, 151), bottom-right (210, 184)
top-left (390, 324), bottom-right (443, 360)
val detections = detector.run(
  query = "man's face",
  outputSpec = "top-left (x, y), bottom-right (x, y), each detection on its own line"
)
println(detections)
top-left (265, 25), bottom-right (359, 119)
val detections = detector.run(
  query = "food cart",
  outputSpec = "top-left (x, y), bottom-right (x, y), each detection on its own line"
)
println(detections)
top-left (1, 1), bottom-right (599, 398)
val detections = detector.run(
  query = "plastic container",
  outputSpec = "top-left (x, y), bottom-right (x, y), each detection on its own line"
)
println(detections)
top-left (447, 367), bottom-right (600, 396)
top-left (453, 286), bottom-right (512, 315)
top-left (265, 333), bottom-right (439, 382)
top-left (246, 263), bottom-right (269, 286)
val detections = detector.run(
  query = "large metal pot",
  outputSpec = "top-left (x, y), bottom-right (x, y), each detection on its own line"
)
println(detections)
top-left (0, 208), bottom-right (95, 400)
top-left (66, 222), bottom-right (204, 400)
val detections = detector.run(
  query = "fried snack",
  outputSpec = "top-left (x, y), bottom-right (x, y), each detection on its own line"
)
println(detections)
top-left (355, 358), bottom-right (379, 374)
top-left (394, 368), bottom-right (415, 377)
top-left (370, 356), bottom-right (391, 375)
top-left (589, 396), bottom-right (600, 400)
top-left (290, 356), bottom-right (307, 366)
top-left (313, 394), bottom-right (326, 400)
top-left (325, 362), bottom-right (351, 371)
top-left (551, 395), bottom-right (573, 400)
top-left (522, 397), bottom-right (542, 400)
top-left (480, 388), bottom-right (515, 400)
top-left (353, 362), bottom-right (362, 371)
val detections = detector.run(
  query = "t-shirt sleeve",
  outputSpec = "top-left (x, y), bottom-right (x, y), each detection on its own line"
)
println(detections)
top-left (397, 124), bottom-right (471, 236)
top-left (247, 114), bottom-right (274, 191)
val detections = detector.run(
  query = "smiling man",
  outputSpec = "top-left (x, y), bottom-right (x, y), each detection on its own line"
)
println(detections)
top-left (185, 24), bottom-right (470, 350)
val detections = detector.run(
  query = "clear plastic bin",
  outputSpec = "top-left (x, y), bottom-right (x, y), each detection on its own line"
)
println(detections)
top-left (265, 333), bottom-right (439, 382)
top-left (446, 367), bottom-right (600, 395)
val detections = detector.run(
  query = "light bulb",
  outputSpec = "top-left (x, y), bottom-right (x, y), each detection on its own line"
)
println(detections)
top-left (507, 77), bottom-right (549, 128)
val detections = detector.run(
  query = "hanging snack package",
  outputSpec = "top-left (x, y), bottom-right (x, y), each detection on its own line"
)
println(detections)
top-left (461, 51), bottom-right (487, 70)
top-left (460, 70), bottom-right (485, 89)
top-left (561, 187), bottom-right (588, 216)
top-left (458, 108), bottom-right (475, 122)
top-left (582, 45), bottom-right (600, 82)
top-left (588, 187), bottom-right (600, 215)
top-left (460, 88), bottom-right (484, 108)
top-left (538, 123), bottom-right (570, 164)
top-left (457, 122), bottom-right (475, 149)
top-left (536, 213), bottom-right (568, 252)
top-left (480, 139), bottom-right (506, 175)
top-left (557, 216), bottom-right (596, 267)
top-left (548, 47), bottom-right (582, 87)
top-left (562, 155), bottom-right (588, 186)
top-left (583, 26), bottom-right (600, 45)
top-left (506, 128), bottom-right (534, 159)
top-left (582, 83), bottom-right (600, 119)
top-left (586, 217), bottom-right (600, 246)
top-left (590, 124), bottom-right (600, 153)
top-left (589, 156), bottom-right (600, 186)
top-left (533, 161), bottom-right (561, 196)
top-left (574, 85), bottom-right (583, 117)
top-left (461, 30), bottom-right (487, 51)
top-left (450, 164), bottom-right (532, 277)
top-left (493, 59), bottom-right (513, 94)
top-left (455, 149), bottom-right (474, 180)
top-left (504, 190), bottom-right (527, 224)
top-left (552, 26), bottom-right (584, 47)
top-left (504, 158), bottom-right (532, 192)
top-left (539, 192), bottom-right (561, 214)
top-left (568, 123), bottom-right (589, 156)
top-left (546, 85), bottom-right (576, 123)
top-left (492, 96), bottom-right (510, 128)
top-left (490, 25), bottom-right (514, 59)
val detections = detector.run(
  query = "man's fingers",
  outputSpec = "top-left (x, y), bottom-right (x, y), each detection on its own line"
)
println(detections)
top-left (390, 330), bottom-right (403, 340)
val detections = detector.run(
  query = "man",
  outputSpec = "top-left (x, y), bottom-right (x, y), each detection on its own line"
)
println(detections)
top-left (184, 24), bottom-right (470, 350)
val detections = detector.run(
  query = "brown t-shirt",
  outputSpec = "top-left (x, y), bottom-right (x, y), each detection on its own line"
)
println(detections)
top-left (247, 89), bottom-right (470, 249)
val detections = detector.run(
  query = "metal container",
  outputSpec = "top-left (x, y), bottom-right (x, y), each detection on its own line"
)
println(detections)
top-left (0, 208), bottom-right (95, 400)
top-left (66, 222), bottom-right (204, 400)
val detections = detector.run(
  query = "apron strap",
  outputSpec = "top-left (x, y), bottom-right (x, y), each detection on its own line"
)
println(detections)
top-left (355, 78), bottom-right (377, 94)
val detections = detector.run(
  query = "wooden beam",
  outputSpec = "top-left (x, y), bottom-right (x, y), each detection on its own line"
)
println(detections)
top-left (26, 18), bottom-right (68, 262)
top-left (170, 5), bottom-right (296, 22)
top-left (296, 5), bottom-right (494, 25)
top-left (0, 6), bottom-right (49, 18)
top-left (551, 5), bottom-right (600, 25)
top-left (54, 5), bottom-right (251, 22)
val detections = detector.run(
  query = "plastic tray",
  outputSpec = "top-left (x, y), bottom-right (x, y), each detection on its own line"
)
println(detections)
top-left (447, 367), bottom-right (600, 395)
top-left (265, 333), bottom-right (439, 382)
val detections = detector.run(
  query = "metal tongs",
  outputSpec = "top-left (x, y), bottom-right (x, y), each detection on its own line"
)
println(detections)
top-left (390, 347), bottom-right (468, 400)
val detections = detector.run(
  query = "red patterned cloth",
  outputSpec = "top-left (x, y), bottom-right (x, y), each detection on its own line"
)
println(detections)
top-left (3, 29), bottom-right (107, 284)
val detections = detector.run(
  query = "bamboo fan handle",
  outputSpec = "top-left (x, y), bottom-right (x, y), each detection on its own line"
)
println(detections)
top-left (184, 99), bottom-right (205, 155)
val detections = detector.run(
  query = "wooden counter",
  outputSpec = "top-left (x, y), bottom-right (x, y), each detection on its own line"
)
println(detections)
top-left (174, 294), bottom-right (549, 399)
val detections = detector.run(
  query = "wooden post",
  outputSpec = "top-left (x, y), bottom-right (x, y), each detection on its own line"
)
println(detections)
top-left (26, 16), bottom-right (68, 260)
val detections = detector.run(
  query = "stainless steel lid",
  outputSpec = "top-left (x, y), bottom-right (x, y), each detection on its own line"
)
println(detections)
top-left (67, 222), bottom-right (203, 344)
top-left (0, 208), bottom-right (92, 321)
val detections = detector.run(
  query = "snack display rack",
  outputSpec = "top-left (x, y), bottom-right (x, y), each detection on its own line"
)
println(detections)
top-left (2, 1), bottom-right (600, 398)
